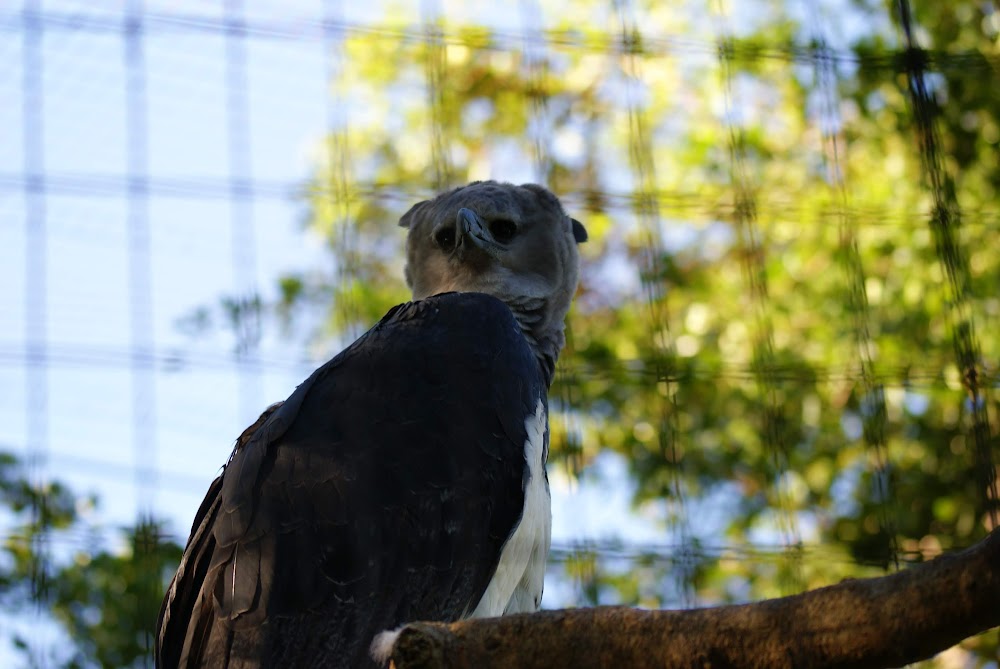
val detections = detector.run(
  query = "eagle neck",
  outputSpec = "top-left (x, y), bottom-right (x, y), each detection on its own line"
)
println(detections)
top-left (506, 296), bottom-right (563, 389)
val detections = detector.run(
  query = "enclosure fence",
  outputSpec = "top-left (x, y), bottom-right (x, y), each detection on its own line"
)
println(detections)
top-left (1, 0), bottom-right (998, 666)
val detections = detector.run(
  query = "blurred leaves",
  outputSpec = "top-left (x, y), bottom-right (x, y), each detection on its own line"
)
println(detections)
top-left (46, 519), bottom-right (182, 669)
top-left (277, 0), bottom-right (1000, 663)
top-left (0, 451), bottom-right (182, 668)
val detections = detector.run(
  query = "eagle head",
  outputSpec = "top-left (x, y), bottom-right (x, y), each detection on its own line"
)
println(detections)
top-left (398, 181), bottom-right (587, 372)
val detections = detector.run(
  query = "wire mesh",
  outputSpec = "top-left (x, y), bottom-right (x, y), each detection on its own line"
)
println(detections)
top-left (1, 0), bottom-right (998, 666)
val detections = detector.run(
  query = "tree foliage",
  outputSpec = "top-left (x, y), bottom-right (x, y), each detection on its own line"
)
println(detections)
top-left (0, 451), bottom-right (182, 668)
top-left (275, 0), bottom-right (999, 663)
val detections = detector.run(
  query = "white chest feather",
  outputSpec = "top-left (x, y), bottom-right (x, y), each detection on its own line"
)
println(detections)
top-left (470, 398), bottom-right (552, 618)
top-left (369, 399), bottom-right (553, 665)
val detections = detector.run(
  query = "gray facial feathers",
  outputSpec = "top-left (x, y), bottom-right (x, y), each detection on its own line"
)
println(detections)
top-left (398, 181), bottom-right (586, 384)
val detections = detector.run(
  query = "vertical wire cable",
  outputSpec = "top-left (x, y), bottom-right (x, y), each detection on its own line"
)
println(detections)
top-left (614, 0), bottom-right (695, 608)
top-left (123, 1), bottom-right (159, 662)
top-left (322, 0), bottom-right (362, 342)
top-left (518, 0), bottom-right (588, 601)
top-left (522, 0), bottom-right (581, 474)
top-left (517, 0), bottom-right (563, 444)
top-left (807, 0), bottom-right (898, 570)
top-left (21, 5), bottom-right (51, 657)
top-left (223, 0), bottom-right (261, 424)
top-left (420, 0), bottom-right (453, 191)
top-left (712, 0), bottom-right (803, 594)
top-left (519, 0), bottom-right (553, 184)
top-left (125, 0), bottom-right (156, 513)
top-left (895, 3), bottom-right (998, 660)
top-left (895, 0), bottom-right (998, 533)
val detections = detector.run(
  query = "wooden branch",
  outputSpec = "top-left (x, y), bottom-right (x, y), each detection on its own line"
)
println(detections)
top-left (389, 528), bottom-right (1000, 669)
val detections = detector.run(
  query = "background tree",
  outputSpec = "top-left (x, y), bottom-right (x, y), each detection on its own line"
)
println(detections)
top-left (269, 0), bottom-right (999, 663)
top-left (0, 451), bottom-right (182, 668)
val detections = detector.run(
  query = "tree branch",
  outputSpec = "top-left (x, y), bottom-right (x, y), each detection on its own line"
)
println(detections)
top-left (389, 528), bottom-right (1000, 669)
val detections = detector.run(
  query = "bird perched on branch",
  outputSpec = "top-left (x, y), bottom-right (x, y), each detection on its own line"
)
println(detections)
top-left (156, 181), bottom-right (587, 668)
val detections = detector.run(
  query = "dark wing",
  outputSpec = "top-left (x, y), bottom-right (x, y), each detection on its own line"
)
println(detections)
top-left (156, 292), bottom-right (545, 669)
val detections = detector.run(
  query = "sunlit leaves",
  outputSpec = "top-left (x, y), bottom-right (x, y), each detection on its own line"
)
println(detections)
top-left (285, 1), bottom-right (999, 663)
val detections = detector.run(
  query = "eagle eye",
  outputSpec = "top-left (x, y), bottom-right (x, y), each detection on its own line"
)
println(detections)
top-left (435, 227), bottom-right (456, 250)
top-left (489, 219), bottom-right (517, 244)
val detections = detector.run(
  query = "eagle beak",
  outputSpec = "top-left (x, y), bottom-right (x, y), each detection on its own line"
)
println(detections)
top-left (457, 208), bottom-right (502, 260)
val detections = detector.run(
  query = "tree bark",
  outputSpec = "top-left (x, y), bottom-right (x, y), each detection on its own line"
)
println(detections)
top-left (389, 527), bottom-right (1000, 669)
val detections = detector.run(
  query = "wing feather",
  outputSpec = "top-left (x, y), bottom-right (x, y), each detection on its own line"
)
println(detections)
top-left (157, 293), bottom-right (544, 668)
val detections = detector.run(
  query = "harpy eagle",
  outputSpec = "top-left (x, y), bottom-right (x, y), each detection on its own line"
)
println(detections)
top-left (156, 181), bottom-right (587, 668)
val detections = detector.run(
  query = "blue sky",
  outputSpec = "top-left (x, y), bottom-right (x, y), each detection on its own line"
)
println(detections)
top-left (2, 1), bottom-right (333, 537)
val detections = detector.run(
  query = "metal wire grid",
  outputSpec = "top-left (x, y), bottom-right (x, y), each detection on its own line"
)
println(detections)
top-left (1, 0), bottom-right (997, 665)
